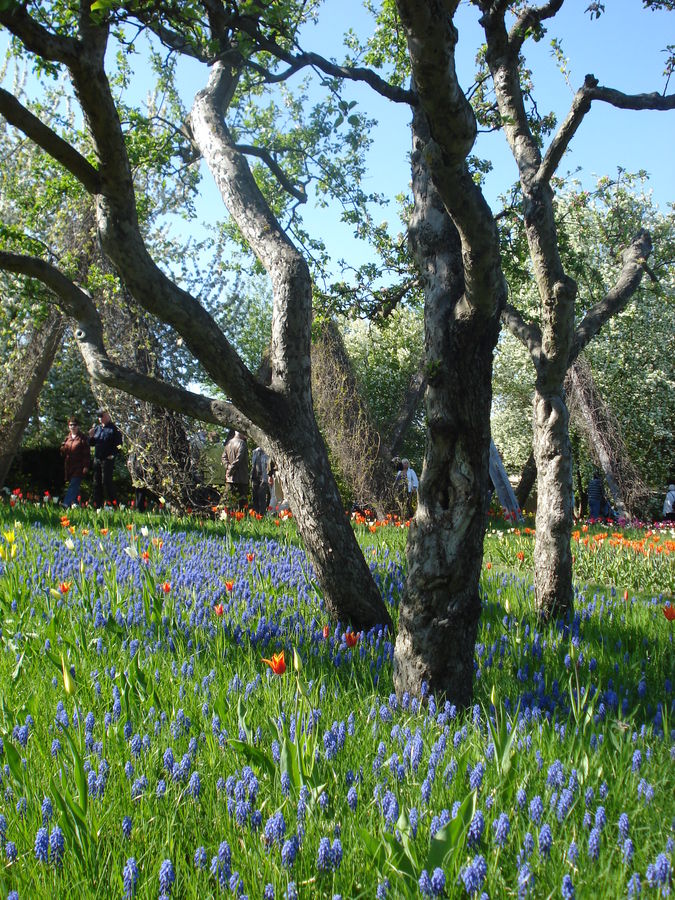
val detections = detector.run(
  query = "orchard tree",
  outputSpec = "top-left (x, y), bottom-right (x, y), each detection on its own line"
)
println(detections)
top-left (392, 0), bottom-right (673, 637)
top-left (1, 0), bottom-right (673, 704)
top-left (494, 175), bottom-right (675, 512)
top-left (0, 0), bottom-right (395, 630)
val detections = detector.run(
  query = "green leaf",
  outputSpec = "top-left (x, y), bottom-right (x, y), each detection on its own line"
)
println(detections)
top-left (62, 726), bottom-right (88, 814)
top-left (11, 650), bottom-right (26, 683)
top-left (237, 697), bottom-right (253, 744)
top-left (4, 739), bottom-right (24, 785)
top-left (426, 790), bottom-right (476, 872)
top-left (357, 827), bottom-right (386, 868)
top-left (227, 739), bottom-right (276, 778)
top-left (380, 831), bottom-right (416, 881)
top-left (280, 735), bottom-right (302, 789)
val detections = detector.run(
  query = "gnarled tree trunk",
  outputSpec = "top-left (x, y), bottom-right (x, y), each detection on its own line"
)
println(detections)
top-left (311, 319), bottom-right (396, 518)
top-left (393, 104), bottom-right (502, 705)
top-left (532, 387), bottom-right (574, 618)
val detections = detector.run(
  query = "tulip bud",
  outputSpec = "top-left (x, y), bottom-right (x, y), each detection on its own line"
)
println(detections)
top-left (61, 655), bottom-right (75, 696)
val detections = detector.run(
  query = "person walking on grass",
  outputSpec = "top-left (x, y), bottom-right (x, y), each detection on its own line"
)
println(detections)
top-left (60, 416), bottom-right (91, 507)
top-left (663, 484), bottom-right (675, 522)
top-left (89, 409), bottom-right (122, 508)
top-left (222, 430), bottom-right (249, 509)
top-left (250, 445), bottom-right (271, 515)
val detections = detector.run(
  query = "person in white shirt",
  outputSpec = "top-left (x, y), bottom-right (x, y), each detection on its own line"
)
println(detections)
top-left (663, 484), bottom-right (675, 521)
top-left (394, 458), bottom-right (419, 519)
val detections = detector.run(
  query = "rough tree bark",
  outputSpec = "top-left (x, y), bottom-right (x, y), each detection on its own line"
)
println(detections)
top-left (0, 8), bottom-right (391, 631)
top-left (390, 39), bottom-right (504, 705)
top-left (0, 308), bottom-right (65, 488)
top-left (515, 450), bottom-right (537, 511)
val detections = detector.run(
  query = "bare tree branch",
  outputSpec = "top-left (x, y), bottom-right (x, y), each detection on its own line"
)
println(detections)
top-left (500, 301), bottom-right (544, 370)
top-left (398, 4), bottom-right (505, 319)
top-left (538, 76), bottom-right (675, 185)
top-left (537, 75), bottom-right (595, 185)
top-left (235, 143), bottom-right (307, 203)
top-left (0, 88), bottom-right (102, 194)
top-left (588, 83), bottom-right (675, 111)
top-left (0, 249), bottom-right (251, 431)
top-left (385, 362), bottom-right (426, 455)
top-left (231, 20), bottom-right (417, 105)
top-left (570, 229), bottom-right (653, 363)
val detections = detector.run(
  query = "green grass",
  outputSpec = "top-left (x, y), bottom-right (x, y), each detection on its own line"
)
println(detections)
top-left (0, 500), bottom-right (672, 898)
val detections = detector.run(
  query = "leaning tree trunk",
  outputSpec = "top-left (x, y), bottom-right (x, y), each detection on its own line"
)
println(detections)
top-left (532, 385), bottom-right (574, 619)
top-left (515, 450), bottom-right (537, 511)
top-left (566, 356), bottom-right (650, 518)
top-left (393, 106), bottom-right (502, 706)
top-left (269, 409), bottom-right (393, 631)
top-left (0, 308), bottom-right (65, 487)
top-left (311, 319), bottom-right (396, 518)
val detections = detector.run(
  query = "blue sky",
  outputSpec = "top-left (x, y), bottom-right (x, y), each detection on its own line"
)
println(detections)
top-left (177, 0), bottom-right (675, 278)
top-left (297, 0), bottom-right (675, 270)
top-left (1, 1), bottom-right (673, 280)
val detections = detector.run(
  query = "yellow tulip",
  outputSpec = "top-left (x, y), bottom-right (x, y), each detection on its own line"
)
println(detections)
top-left (61, 655), bottom-right (76, 696)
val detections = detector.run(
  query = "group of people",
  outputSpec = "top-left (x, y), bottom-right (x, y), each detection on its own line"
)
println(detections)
top-left (587, 470), bottom-right (675, 523)
top-left (220, 431), bottom-right (279, 514)
top-left (62, 415), bottom-right (675, 526)
top-left (60, 410), bottom-right (122, 508)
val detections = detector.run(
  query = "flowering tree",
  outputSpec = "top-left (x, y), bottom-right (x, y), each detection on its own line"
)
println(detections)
top-left (0, 0), bottom-right (393, 630)
top-left (1, 0), bottom-right (673, 703)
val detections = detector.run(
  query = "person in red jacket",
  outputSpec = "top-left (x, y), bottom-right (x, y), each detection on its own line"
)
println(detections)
top-left (60, 417), bottom-right (91, 507)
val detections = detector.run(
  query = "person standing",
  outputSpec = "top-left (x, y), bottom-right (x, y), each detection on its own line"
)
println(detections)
top-left (60, 417), bottom-right (91, 507)
top-left (89, 409), bottom-right (123, 508)
top-left (587, 471), bottom-right (606, 519)
top-left (394, 458), bottom-right (419, 519)
top-left (222, 431), bottom-right (249, 509)
top-left (250, 445), bottom-right (271, 515)
top-left (663, 484), bottom-right (675, 522)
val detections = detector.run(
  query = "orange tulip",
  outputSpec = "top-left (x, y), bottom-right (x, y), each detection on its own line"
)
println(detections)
top-left (214, 603), bottom-right (224, 617)
top-left (262, 651), bottom-right (286, 675)
top-left (623, 590), bottom-right (629, 602)
top-left (225, 580), bottom-right (234, 592)
top-left (100, 528), bottom-right (109, 536)
top-left (485, 562), bottom-right (492, 570)
top-left (322, 625), bottom-right (330, 639)
top-left (344, 631), bottom-right (359, 648)
top-left (161, 582), bottom-right (171, 593)
top-left (516, 551), bottom-right (525, 562)
top-left (59, 581), bottom-right (71, 595)
top-left (141, 551), bottom-right (150, 563)
top-left (663, 605), bottom-right (675, 622)
top-left (246, 553), bottom-right (255, 563)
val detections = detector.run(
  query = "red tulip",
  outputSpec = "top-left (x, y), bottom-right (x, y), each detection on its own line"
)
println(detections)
top-left (344, 631), bottom-right (359, 648)
top-left (663, 605), bottom-right (675, 622)
top-left (214, 603), bottom-right (224, 617)
top-left (262, 651), bottom-right (286, 675)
